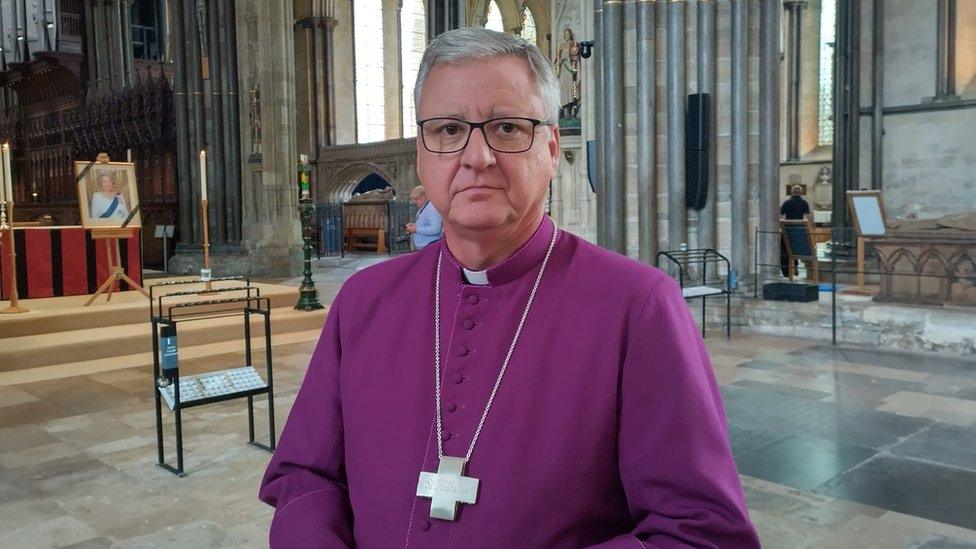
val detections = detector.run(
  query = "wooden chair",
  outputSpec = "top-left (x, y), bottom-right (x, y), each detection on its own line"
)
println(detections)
top-left (781, 218), bottom-right (819, 283)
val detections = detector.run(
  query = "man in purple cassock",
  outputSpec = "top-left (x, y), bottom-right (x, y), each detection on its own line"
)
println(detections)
top-left (259, 27), bottom-right (761, 548)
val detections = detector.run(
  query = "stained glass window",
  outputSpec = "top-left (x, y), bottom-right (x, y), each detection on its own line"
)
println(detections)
top-left (355, 0), bottom-right (386, 143)
top-left (401, 0), bottom-right (426, 138)
top-left (818, 0), bottom-right (836, 146)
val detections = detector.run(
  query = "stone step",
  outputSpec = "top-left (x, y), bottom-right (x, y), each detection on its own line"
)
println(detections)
top-left (0, 280), bottom-right (303, 339)
top-left (0, 305), bottom-right (327, 373)
top-left (0, 328), bottom-right (323, 386)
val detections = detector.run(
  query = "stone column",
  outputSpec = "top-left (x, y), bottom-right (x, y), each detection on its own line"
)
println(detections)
top-left (235, 0), bottom-right (301, 276)
top-left (83, 1), bottom-right (100, 97)
top-left (383, 0), bottom-right (403, 139)
top-left (220, 0), bottom-right (243, 241)
top-left (871, 0), bottom-right (883, 190)
top-left (637, 0), bottom-right (657, 263)
top-left (936, 0), bottom-right (958, 99)
top-left (171, 0), bottom-right (192, 245)
top-left (696, 0), bottom-right (716, 250)
top-left (120, 0), bottom-right (135, 88)
top-left (594, 0), bottom-right (606, 245)
top-left (730, 0), bottom-right (749, 276)
top-left (784, 1), bottom-right (807, 161)
top-left (832, 0), bottom-right (860, 228)
top-left (170, 0), bottom-right (245, 261)
top-left (758, 0), bottom-right (781, 265)
top-left (666, 0), bottom-right (687, 251)
top-left (106, 0), bottom-right (121, 87)
top-left (603, 0), bottom-right (625, 254)
top-left (91, 0), bottom-right (110, 95)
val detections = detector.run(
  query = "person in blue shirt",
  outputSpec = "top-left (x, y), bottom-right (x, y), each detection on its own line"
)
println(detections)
top-left (406, 185), bottom-right (443, 250)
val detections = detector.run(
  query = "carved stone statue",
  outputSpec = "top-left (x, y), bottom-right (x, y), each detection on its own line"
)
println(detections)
top-left (248, 84), bottom-right (263, 162)
top-left (552, 27), bottom-right (581, 125)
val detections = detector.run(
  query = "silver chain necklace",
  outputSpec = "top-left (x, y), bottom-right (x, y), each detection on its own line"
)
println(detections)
top-left (416, 225), bottom-right (559, 521)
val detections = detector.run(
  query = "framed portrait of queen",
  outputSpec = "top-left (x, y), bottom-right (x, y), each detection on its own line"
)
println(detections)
top-left (76, 161), bottom-right (141, 229)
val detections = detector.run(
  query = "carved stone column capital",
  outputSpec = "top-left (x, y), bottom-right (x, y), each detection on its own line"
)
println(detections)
top-left (783, 0), bottom-right (809, 10)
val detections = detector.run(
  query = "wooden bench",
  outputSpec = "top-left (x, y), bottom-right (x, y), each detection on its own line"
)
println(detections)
top-left (343, 228), bottom-right (387, 254)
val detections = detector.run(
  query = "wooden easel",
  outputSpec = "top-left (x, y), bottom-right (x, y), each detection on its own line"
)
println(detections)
top-left (846, 190), bottom-right (887, 295)
top-left (85, 227), bottom-right (149, 305)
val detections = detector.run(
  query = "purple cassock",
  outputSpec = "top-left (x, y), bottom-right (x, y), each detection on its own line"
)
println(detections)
top-left (259, 216), bottom-right (760, 548)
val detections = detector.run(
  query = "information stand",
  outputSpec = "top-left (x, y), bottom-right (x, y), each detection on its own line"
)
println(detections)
top-left (150, 277), bottom-right (276, 477)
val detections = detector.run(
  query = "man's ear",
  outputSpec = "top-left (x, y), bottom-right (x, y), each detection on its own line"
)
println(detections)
top-left (549, 126), bottom-right (561, 172)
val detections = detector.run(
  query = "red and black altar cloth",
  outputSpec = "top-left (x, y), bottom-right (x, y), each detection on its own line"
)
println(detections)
top-left (0, 226), bottom-right (143, 300)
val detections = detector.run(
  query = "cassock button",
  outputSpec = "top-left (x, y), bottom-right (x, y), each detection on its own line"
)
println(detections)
top-left (457, 346), bottom-right (470, 357)
top-left (463, 319), bottom-right (475, 330)
top-left (420, 520), bottom-right (431, 531)
top-left (441, 431), bottom-right (452, 441)
top-left (447, 403), bottom-right (458, 413)
top-left (453, 374), bottom-right (464, 384)
top-left (468, 294), bottom-right (480, 305)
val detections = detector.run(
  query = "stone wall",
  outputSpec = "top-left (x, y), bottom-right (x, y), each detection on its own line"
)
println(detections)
top-left (857, 0), bottom-right (976, 219)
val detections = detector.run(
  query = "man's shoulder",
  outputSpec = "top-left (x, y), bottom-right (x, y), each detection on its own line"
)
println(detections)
top-left (561, 231), bottom-right (670, 295)
top-left (337, 246), bottom-right (434, 303)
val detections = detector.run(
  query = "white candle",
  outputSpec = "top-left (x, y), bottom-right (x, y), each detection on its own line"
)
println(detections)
top-left (199, 149), bottom-right (208, 202)
top-left (2, 143), bottom-right (11, 203)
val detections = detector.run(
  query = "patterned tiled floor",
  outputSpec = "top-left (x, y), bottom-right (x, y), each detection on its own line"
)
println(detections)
top-left (2, 259), bottom-right (975, 547)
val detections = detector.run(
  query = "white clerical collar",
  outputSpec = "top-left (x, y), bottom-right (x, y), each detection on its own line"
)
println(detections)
top-left (462, 268), bottom-right (490, 285)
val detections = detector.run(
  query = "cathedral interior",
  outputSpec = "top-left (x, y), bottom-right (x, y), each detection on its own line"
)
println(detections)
top-left (1, 0), bottom-right (975, 547)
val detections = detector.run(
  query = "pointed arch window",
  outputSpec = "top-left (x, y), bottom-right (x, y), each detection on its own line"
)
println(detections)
top-left (521, 8), bottom-right (537, 44)
top-left (485, 1), bottom-right (504, 32)
top-left (401, 0), bottom-right (427, 138)
top-left (818, 0), bottom-right (836, 146)
top-left (354, 0), bottom-right (386, 143)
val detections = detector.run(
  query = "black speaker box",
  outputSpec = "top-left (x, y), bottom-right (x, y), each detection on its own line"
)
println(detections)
top-left (762, 282), bottom-right (820, 302)
top-left (686, 93), bottom-right (710, 151)
top-left (686, 149), bottom-right (708, 210)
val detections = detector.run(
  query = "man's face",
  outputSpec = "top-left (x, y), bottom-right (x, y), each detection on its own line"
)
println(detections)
top-left (415, 57), bottom-right (559, 236)
top-left (411, 194), bottom-right (426, 208)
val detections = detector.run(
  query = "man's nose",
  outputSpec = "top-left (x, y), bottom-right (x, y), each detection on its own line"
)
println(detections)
top-left (460, 127), bottom-right (496, 169)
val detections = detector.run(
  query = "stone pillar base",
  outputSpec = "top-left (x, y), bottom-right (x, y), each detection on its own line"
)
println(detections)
top-left (167, 242), bottom-right (302, 279)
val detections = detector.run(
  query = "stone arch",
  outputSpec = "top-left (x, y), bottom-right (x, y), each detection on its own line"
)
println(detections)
top-left (470, 0), bottom-right (521, 34)
top-left (881, 249), bottom-right (918, 303)
top-left (917, 250), bottom-right (950, 304)
top-left (325, 162), bottom-right (397, 201)
top-left (523, 0), bottom-right (551, 54)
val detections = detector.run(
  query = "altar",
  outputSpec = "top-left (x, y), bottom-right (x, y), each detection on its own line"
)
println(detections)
top-left (0, 226), bottom-right (142, 300)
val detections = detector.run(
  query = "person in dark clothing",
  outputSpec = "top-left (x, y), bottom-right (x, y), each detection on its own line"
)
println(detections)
top-left (780, 185), bottom-right (811, 277)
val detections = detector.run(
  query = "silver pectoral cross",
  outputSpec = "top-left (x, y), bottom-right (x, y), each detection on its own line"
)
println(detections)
top-left (416, 456), bottom-right (480, 521)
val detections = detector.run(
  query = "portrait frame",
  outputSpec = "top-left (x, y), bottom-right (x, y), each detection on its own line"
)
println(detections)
top-left (76, 160), bottom-right (141, 229)
top-left (846, 190), bottom-right (887, 237)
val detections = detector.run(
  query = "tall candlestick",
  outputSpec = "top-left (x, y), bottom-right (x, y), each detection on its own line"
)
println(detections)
top-left (2, 143), bottom-right (12, 203)
top-left (1, 200), bottom-right (29, 314)
top-left (0, 158), bottom-right (5, 204)
top-left (199, 149), bottom-right (208, 201)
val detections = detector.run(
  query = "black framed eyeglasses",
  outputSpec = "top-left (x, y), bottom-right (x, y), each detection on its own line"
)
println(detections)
top-left (417, 117), bottom-right (548, 154)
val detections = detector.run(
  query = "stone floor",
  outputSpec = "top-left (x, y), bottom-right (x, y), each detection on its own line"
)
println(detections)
top-left (2, 255), bottom-right (976, 548)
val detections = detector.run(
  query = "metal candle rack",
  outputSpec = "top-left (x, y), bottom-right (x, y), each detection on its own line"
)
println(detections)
top-left (149, 276), bottom-right (276, 477)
